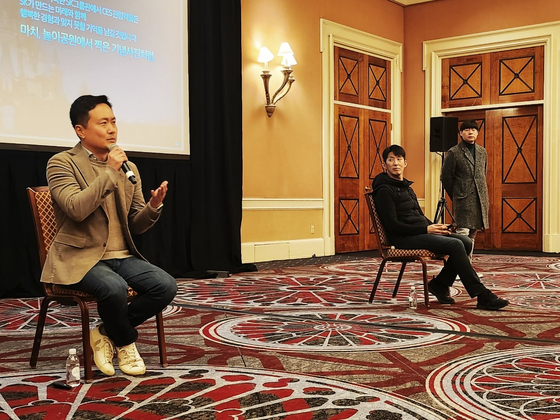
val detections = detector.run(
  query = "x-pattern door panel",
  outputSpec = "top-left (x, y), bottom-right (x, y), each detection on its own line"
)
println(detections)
top-left (335, 48), bottom-right (362, 105)
top-left (491, 47), bottom-right (543, 104)
top-left (368, 118), bottom-right (388, 180)
top-left (367, 56), bottom-right (390, 109)
top-left (442, 54), bottom-right (490, 108)
top-left (338, 114), bottom-right (360, 179)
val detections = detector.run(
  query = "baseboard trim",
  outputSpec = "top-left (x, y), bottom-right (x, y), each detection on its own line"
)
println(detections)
top-left (543, 234), bottom-right (560, 253)
top-left (242, 238), bottom-right (326, 263)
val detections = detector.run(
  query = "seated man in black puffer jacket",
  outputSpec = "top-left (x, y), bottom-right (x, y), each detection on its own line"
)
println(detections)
top-left (372, 144), bottom-right (508, 310)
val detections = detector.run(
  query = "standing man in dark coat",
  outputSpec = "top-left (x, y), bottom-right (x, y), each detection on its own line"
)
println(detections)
top-left (441, 120), bottom-right (489, 259)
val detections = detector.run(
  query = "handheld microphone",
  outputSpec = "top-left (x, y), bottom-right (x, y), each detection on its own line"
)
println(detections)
top-left (108, 144), bottom-right (137, 184)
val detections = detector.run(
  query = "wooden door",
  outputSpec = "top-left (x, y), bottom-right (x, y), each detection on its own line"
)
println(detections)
top-left (442, 46), bottom-right (544, 251)
top-left (489, 106), bottom-right (543, 250)
top-left (334, 106), bottom-right (389, 253)
top-left (334, 47), bottom-right (390, 253)
top-left (445, 107), bottom-right (543, 251)
top-left (335, 105), bottom-right (361, 253)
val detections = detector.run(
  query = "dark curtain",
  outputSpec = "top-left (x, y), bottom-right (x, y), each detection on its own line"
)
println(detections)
top-left (188, 0), bottom-right (251, 273)
top-left (128, 156), bottom-right (193, 277)
top-left (0, 149), bottom-right (51, 298)
top-left (0, 0), bottom-right (251, 298)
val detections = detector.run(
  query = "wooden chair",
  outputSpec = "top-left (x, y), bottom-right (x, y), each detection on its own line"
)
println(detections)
top-left (27, 186), bottom-right (168, 382)
top-left (365, 191), bottom-right (447, 307)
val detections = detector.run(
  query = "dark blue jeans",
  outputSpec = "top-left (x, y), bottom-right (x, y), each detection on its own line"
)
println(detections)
top-left (66, 256), bottom-right (177, 347)
top-left (394, 233), bottom-right (487, 298)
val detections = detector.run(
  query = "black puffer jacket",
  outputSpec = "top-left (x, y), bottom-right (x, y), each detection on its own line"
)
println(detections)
top-left (371, 172), bottom-right (432, 245)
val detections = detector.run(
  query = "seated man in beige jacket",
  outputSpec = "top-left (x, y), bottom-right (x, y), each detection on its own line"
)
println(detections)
top-left (42, 95), bottom-right (177, 376)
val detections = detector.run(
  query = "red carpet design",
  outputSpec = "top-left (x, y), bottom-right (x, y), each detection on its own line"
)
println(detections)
top-left (0, 299), bottom-right (181, 333)
top-left (0, 366), bottom-right (447, 419)
top-left (174, 273), bottom-right (393, 307)
top-left (0, 254), bottom-right (559, 418)
top-left (200, 310), bottom-right (470, 351)
top-left (427, 346), bottom-right (560, 419)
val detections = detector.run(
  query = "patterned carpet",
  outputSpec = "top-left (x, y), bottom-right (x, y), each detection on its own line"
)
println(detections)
top-left (1, 253), bottom-right (560, 419)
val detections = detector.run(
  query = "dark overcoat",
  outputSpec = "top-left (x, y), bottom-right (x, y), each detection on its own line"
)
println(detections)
top-left (440, 141), bottom-right (489, 229)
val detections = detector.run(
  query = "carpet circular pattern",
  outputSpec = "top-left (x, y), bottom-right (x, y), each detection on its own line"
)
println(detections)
top-left (427, 345), bottom-right (560, 419)
top-left (472, 255), bottom-right (560, 270)
top-left (0, 299), bottom-right (182, 334)
top-left (322, 260), bottom-right (444, 275)
top-left (174, 275), bottom-right (447, 308)
top-left (0, 366), bottom-right (447, 419)
top-left (323, 256), bottom-right (560, 276)
top-left (477, 272), bottom-right (560, 290)
top-left (200, 310), bottom-right (470, 352)
top-left (502, 292), bottom-right (560, 311)
top-left (548, 262), bottom-right (560, 271)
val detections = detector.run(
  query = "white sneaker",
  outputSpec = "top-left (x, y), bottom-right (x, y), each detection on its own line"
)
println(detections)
top-left (90, 326), bottom-right (115, 376)
top-left (117, 342), bottom-right (146, 375)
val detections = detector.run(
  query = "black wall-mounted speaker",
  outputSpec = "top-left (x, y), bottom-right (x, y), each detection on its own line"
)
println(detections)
top-left (430, 116), bottom-right (458, 152)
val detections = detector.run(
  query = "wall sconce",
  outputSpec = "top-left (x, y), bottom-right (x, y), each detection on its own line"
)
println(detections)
top-left (258, 42), bottom-right (297, 117)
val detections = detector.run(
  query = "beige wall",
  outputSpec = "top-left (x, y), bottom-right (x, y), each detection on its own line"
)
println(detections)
top-left (241, 0), bottom-right (560, 261)
top-left (241, 0), bottom-right (403, 257)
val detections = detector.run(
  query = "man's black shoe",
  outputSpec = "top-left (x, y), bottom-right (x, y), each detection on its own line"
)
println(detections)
top-left (428, 279), bottom-right (455, 304)
top-left (476, 291), bottom-right (509, 311)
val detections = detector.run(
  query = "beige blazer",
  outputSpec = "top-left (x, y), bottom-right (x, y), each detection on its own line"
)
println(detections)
top-left (41, 143), bottom-right (160, 285)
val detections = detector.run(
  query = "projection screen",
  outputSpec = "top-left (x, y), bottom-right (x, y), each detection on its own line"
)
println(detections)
top-left (0, 0), bottom-right (189, 155)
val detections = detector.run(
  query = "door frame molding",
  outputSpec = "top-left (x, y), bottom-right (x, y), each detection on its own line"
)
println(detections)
top-left (320, 19), bottom-right (403, 255)
top-left (424, 22), bottom-right (560, 252)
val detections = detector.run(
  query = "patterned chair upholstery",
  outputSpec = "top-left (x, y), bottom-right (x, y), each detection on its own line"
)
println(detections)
top-left (27, 186), bottom-right (168, 381)
top-left (365, 192), bottom-right (447, 307)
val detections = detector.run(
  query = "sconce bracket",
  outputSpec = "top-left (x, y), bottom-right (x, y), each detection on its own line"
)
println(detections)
top-left (260, 68), bottom-right (295, 117)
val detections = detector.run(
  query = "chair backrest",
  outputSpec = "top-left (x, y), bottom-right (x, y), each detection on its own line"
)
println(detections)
top-left (27, 186), bottom-right (57, 268)
top-left (365, 191), bottom-right (392, 257)
top-left (27, 186), bottom-right (135, 299)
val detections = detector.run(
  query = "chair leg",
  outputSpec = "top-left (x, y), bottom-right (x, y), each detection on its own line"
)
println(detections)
top-left (420, 259), bottom-right (430, 307)
top-left (369, 259), bottom-right (389, 303)
top-left (393, 262), bottom-right (408, 298)
top-left (30, 297), bottom-right (53, 368)
top-left (75, 298), bottom-right (94, 382)
top-left (155, 312), bottom-right (168, 367)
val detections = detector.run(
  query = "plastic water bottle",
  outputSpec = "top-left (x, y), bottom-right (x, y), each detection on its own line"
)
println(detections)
top-left (408, 286), bottom-right (418, 309)
top-left (65, 348), bottom-right (81, 387)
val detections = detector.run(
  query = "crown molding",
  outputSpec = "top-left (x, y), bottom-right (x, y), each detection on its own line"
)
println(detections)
top-left (390, 0), bottom-right (437, 5)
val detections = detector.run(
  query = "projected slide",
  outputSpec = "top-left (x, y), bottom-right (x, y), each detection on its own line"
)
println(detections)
top-left (0, 0), bottom-right (188, 155)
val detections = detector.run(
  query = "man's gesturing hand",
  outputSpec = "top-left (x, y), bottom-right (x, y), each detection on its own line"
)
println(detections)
top-left (149, 181), bottom-right (168, 208)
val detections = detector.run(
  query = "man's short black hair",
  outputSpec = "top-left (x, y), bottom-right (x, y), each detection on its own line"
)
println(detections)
top-left (382, 144), bottom-right (406, 161)
top-left (460, 119), bottom-right (479, 131)
top-left (69, 95), bottom-right (112, 128)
